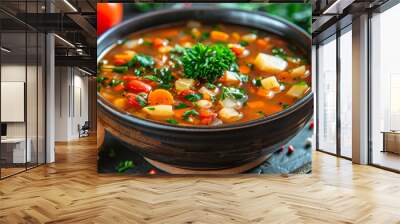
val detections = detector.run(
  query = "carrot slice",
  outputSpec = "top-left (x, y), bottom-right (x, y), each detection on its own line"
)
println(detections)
top-left (239, 65), bottom-right (250, 74)
top-left (256, 39), bottom-right (268, 48)
top-left (148, 89), bottom-right (174, 105)
top-left (210, 31), bottom-right (229, 41)
top-left (247, 101), bottom-right (265, 109)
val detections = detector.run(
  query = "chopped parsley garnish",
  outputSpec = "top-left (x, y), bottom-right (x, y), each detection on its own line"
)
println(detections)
top-left (109, 79), bottom-right (123, 87)
top-left (136, 95), bottom-right (147, 107)
top-left (115, 160), bottom-right (134, 173)
top-left (134, 68), bottom-right (144, 76)
top-left (252, 78), bottom-right (262, 87)
top-left (142, 40), bottom-right (153, 46)
top-left (146, 107), bottom-right (155, 111)
top-left (200, 32), bottom-right (210, 41)
top-left (184, 93), bottom-right (202, 102)
top-left (175, 103), bottom-right (189, 109)
top-left (220, 87), bottom-right (248, 101)
top-left (272, 47), bottom-right (288, 60)
top-left (239, 40), bottom-right (249, 46)
top-left (96, 76), bottom-right (108, 83)
top-left (257, 111), bottom-right (265, 116)
top-left (180, 43), bottom-right (236, 83)
top-left (205, 83), bottom-right (216, 89)
top-left (112, 66), bottom-right (128, 74)
top-left (183, 109), bottom-right (199, 121)
top-left (143, 75), bottom-right (161, 83)
top-left (128, 54), bottom-right (154, 68)
top-left (282, 103), bottom-right (289, 109)
top-left (166, 119), bottom-right (179, 125)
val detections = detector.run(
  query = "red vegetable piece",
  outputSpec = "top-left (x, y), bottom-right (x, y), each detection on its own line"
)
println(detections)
top-left (149, 169), bottom-right (157, 175)
top-left (114, 58), bottom-right (127, 66)
top-left (113, 83), bottom-right (125, 92)
top-left (125, 80), bottom-right (152, 93)
top-left (287, 145), bottom-right (295, 155)
top-left (199, 109), bottom-right (217, 125)
top-left (309, 120), bottom-right (314, 130)
top-left (126, 93), bottom-right (145, 109)
top-left (122, 75), bottom-right (137, 82)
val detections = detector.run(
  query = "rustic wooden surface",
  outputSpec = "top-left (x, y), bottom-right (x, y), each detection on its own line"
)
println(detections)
top-left (1, 136), bottom-right (400, 224)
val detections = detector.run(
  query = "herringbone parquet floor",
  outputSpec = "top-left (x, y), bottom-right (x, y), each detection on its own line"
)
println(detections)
top-left (1, 136), bottom-right (400, 224)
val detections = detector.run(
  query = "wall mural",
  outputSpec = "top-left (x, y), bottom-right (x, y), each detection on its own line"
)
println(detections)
top-left (96, 3), bottom-right (313, 175)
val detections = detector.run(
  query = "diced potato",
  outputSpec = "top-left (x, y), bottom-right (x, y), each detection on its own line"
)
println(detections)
top-left (254, 53), bottom-right (288, 74)
top-left (199, 86), bottom-right (219, 96)
top-left (175, 78), bottom-right (195, 92)
top-left (261, 76), bottom-right (280, 91)
top-left (196, 100), bottom-right (212, 109)
top-left (241, 33), bottom-right (257, 43)
top-left (191, 28), bottom-right (201, 39)
top-left (183, 42), bottom-right (192, 48)
top-left (113, 98), bottom-right (127, 110)
top-left (286, 83), bottom-right (310, 98)
top-left (101, 65), bottom-right (115, 72)
top-left (290, 65), bottom-right (306, 78)
top-left (124, 38), bottom-right (143, 49)
top-left (158, 46), bottom-right (172, 53)
top-left (218, 108), bottom-right (243, 123)
top-left (142, 105), bottom-right (174, 118)
top-left (222, 71), bottom-right (241, 85)
top-left (220, 98), bottom-right (243, 110)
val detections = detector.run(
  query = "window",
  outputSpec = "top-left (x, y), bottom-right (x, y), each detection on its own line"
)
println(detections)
top-left (317, 36), bottom-right (337, 154)
top-left (339, 27), bottom-right (352, 158)
top-left (370, 3), bottom-right (400, 171)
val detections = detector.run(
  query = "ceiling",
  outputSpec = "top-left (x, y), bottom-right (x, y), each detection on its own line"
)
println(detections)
top-left (0, 0), bottom-right (96, 74)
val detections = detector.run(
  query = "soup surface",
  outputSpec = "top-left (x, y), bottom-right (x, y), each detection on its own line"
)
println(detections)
top-left (98, 21), bottom-right (311, 126)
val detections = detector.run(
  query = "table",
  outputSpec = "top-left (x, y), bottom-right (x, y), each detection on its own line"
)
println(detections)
top-left (1, 138), bottom-right (31, 164)
top-left (381, 131), bottom-right (400, 154)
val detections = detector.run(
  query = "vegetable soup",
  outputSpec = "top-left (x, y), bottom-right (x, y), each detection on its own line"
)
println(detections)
top-left (98, 21), bottom-right (311, 126)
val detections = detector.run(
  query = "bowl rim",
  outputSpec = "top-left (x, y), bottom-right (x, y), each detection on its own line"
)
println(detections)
top-left (97, 7), bottom-right (313, 132)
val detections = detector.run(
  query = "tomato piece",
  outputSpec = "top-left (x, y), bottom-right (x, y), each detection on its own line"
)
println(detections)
top-left (231, 46), bottom-right (244, 56)
top-left (121, 75), bottom-right (137, 82)
top-left (113, 83), bottom-right (125, 92)
top-left (125, 80), bottom-right (152, 93)
top-left (126, 93), bottom-right (146, 109)
top-left (97, 3), bottom-right (123, 36)
top-left (179, 89), bottom-right (196, 97)
top-left (114, 58), bottom-right (127, 66)
top-left (153, 38), bottom-right (165, 48)
top-left (199, 109), bottom-right (217, 125)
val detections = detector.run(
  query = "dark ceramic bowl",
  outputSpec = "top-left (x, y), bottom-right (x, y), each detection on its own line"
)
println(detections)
top-left (97, 8), bottom-right (313, 170)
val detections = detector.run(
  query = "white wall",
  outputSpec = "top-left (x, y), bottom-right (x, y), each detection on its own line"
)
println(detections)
top-left (54, 67), bottom-right (89, 141)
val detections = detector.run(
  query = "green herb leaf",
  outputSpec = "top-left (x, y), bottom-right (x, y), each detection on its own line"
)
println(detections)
top-left (115, 160), bottom-right (134, 173)
top-left (220, 87), bottom-right (248, 101)
top-left (166, 119), bottom-right (179, 125)
top-left (109, 79), bottom-right (123, 87)
top-left (180, 43), bottom-right (236, 83)
top-left (147, 107), bottom-right (155, 111)
top-left (143, 75), bottom-right (161, 83)
top-left (112, 66), bottom-right (128, 74)
top-left (205, 83), bottom-right (216, 89)
top-left (96, 76), bottom-right (108, 83)
top-left (175, 103), bottom-right (189, 109)
top-left (239, 40), bottom-right (249, 46)
top-left (252, 78), bottom-right (262, 87)
top-left (128, 54), bottom-right (154, 68)
top-left (143, 40), bottom-right (153, 46)
top-left (136, 95), bottom-right (147, 107)
top-left (272, 47), bottom-right (287, 60)
top-left (183, 109), bottom-right (199, 121)
top-left (184, 93), bottom-right (202, 102)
